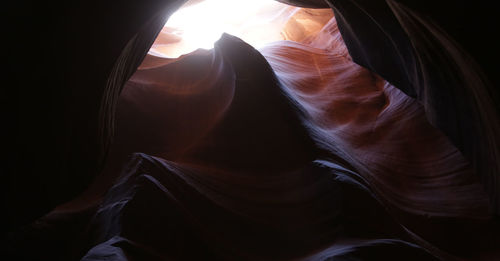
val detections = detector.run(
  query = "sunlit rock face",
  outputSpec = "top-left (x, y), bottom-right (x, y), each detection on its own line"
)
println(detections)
top-left (149, 0), bottom-right (333, 57)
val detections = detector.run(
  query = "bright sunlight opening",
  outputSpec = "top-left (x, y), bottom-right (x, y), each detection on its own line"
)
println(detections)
top-left (149, 0), bottom-right (300, 58)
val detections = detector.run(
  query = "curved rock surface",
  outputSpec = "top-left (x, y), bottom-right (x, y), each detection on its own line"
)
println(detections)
top-left (8, 1), bottom-right (499, 261)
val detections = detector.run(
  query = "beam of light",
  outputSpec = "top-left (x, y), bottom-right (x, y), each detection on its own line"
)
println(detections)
top-left (149, 0), bottom-right (299, 58)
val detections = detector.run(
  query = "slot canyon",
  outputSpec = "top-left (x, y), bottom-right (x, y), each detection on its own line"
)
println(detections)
top-left (7, 0), bottom-right (500, 260)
